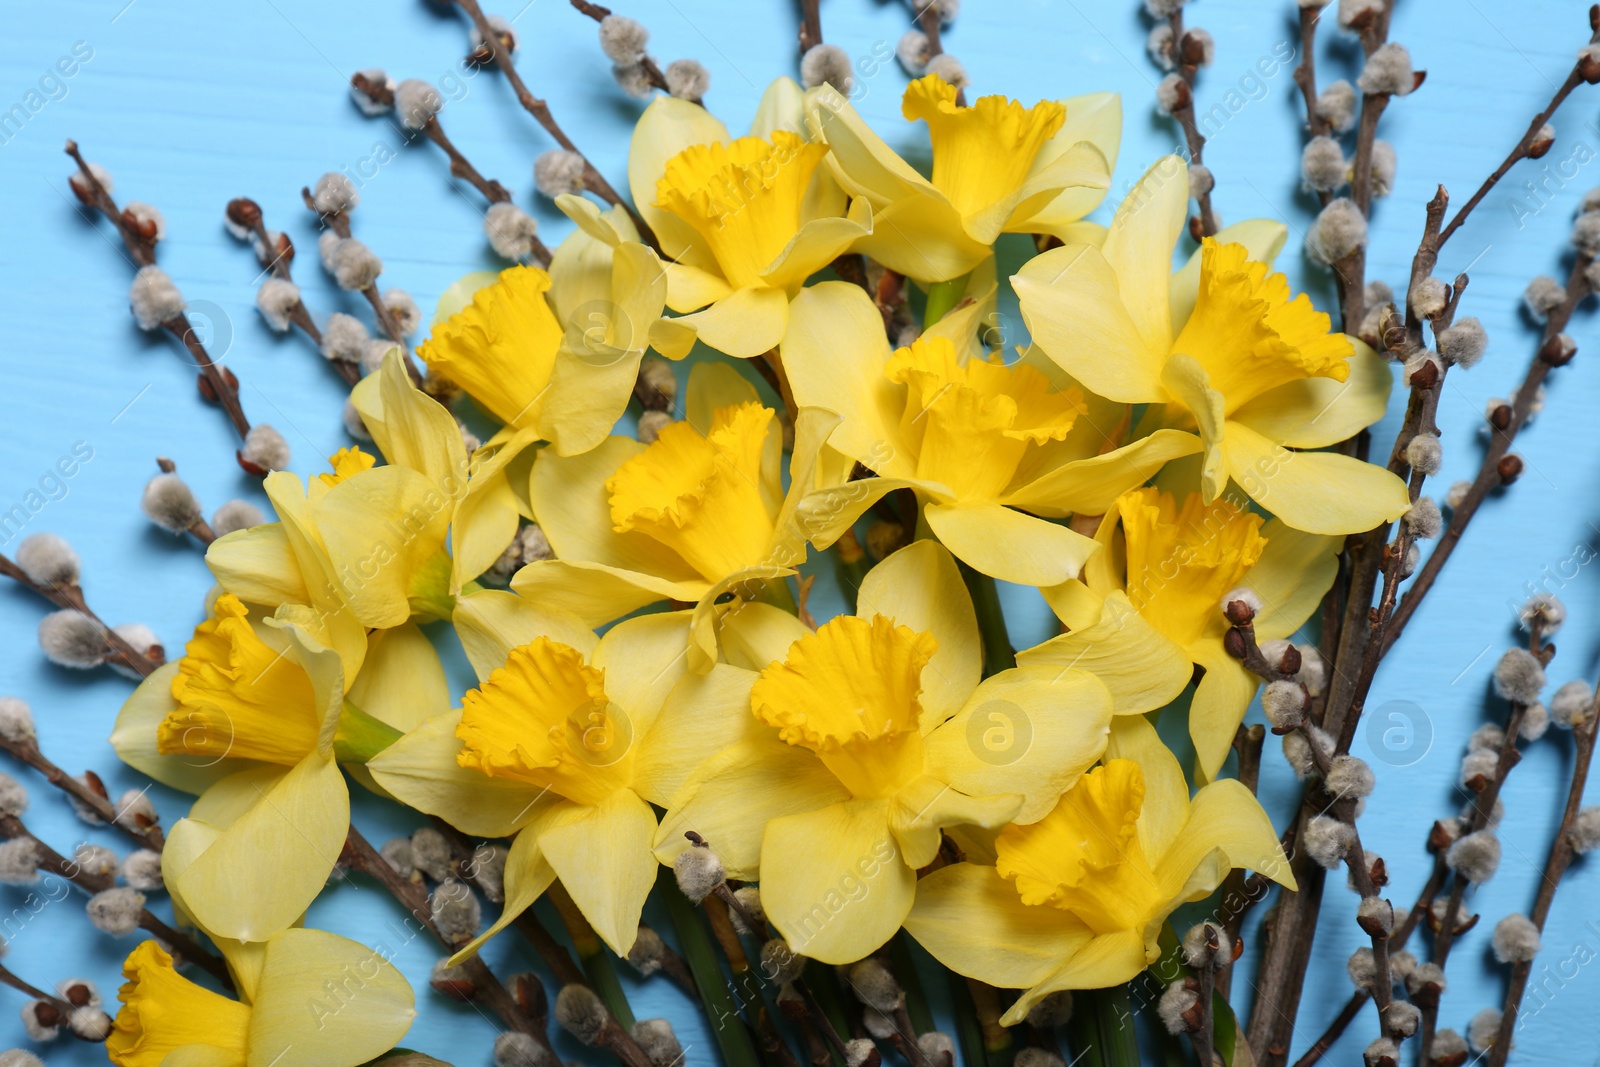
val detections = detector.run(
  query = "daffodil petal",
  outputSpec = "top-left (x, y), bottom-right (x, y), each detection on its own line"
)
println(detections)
top-left (633, 664), bottom-right (766, 807)
top-left (1104, 714), bottom-right (1190, 863)
top-left (855, 540), bottom-right (980, 729)
top-left (687, 564), bottom-right (796, 673)
top-left (852, 190), bottom-right (991, 283)
top-left (537, 790), bottom-right (659, 956)
top-left (449, 821), bottom-right (558, 965)
top-left (1010, 92), bottom-right (1123, 235)
top-left (1230, 338), bottom-right (1393, 449)
top-left (751, 75), bottom-right (807, 138)
top-left (1169, 218), bottom-right (1289, 335)
top-left (1246, 518), bottom-right (1342, 640)
top-left (1224, 420), bottom-right (1412, 535)
top-left (809, 89), bottom-right (932, 205)
top-left (978, 140), bottom-right (1109, 246)
top-left (367, 710), bottom-right (553, 838)
top-left (511, 559), bottom-right (709, 630)
top-left (1015, 592), bottom-right (1192, 715)
top-left (760, 798), bottom-right (913, 964)
top-left (1161, 357), bottom-right (1229, 502)
top-left (629, 95), bottom-right (732, 266)
top-left (1015, 244), bottom-right (1167, 404)
top-left (1190, 642), bottom-right (1260, 783)
top-left (176, 754), bottom-right (348, 942)
top-left (905, 863), bottom-right (1094, 990)
top-left (247, 928), bottom-right (415, 1067)
top-left (1156, 778), bottom-right (1297, 898)
top-left (592, 611), bottom-right (694, 734)
top-left (654, 736), bottom-right (847, 878)
top-left (1001, 930), bottom-right (1149, 1025)
top-left (718, 601), bottom-right (811, 671)
top-left (667, 287), bottom-right (789, 359)
top-left (923, 502), bottom-right (1099, 588)
top-left (665, 260), bottom-right (735, 313)
top-left (1100, 155), bottom-right (1188, 357)
top-left (370, 350), bottom-right (470, 489)
top-left (452, 589), bottom-right (598, 680)
top-left (761, 197), bottom-right (874, 293)
top-left (1001, 429), bottom-right (1202, 518)
top-left (205, 524), bottom-right (309, 608)
top-left (889, 777), bottom-right (1020, 869)
top-left (346, 621), bottom-right (448, 734)
top-left (924, 665), bottom-right (1113, 824)
top-left (314, 466), bottom-right (452, 629)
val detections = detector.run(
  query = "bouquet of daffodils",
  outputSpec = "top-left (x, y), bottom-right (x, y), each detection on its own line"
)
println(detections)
top-left (7, 1), bottom-right (1600, 1066)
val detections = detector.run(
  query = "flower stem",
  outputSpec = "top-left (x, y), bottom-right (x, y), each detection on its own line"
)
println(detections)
top-left (546, 880), bottom-right (636, 1030)
top-left (958, 560), bottom-right (1015, 676)
top-left (922, 275), bottom-right (969, 329)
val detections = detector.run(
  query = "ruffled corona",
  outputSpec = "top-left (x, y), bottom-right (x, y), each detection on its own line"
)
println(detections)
top-left (996, 759), bottom-right (1158, 935)
top-left (107, 942), bottom-right (251, 1067)
top-left (455, 636), bottom-right (634, 806)
top-left (886, 335), bottom-right (1085, 499)
top-left (902, 75), bottom-right (1067, 218)
top-left (752, 614), bottom-right (938, 798)
top-left (1173, 240), bottom-right (1353, 412)
top-left (317, 446), bottom-right (376, 487)
top-left (1119, 487), bottom-right (1267, 649)
top-left (655, 131), bottom-right (829, 290)
top-left (606, 401), bottom-right (777, 582)
top-left (159, 594), bottom-right (322, 766)
top-left (418, 265), bottom-right (564, 430)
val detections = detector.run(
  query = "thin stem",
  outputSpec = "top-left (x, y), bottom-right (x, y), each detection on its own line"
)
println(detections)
top-left (1166, 9), bottom-right (1219, 237)
top-left (797, 0), bottom-right (823, 51)
top-left (568, 1), bottom-right (671, 91)
top-left (0, 736), bottom-right (163, 850)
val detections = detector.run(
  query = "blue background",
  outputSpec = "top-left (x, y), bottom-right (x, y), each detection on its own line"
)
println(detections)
top-left (4, 0), bottom-right (1600, 1063)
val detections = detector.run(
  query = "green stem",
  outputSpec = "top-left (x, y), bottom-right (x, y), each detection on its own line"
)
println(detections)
top-left (923, 274), bottom-right (971, 328)
top-left (663, 874), bottom-right (763, 1067)
top-left (890, 934), bottom-right (936, 1037)
top-left (802, 961), bottom-right (853, 1062)
top-left (1068, 986), bottom-right (1140, 1067)
top-left (332, 700), bottom-right (405, 763)
top-left (958, 561), bottom-right (1015, 676)
top-left (548, 882), bottom-right (635, 1029)
top-left (947, 969), bottom-right (988, 1067)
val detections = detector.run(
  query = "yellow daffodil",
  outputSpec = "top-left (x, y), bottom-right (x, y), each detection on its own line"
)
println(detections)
top-left (905, 716), bottom-right (1294, 1022)
top-left (368, 594), bottom-right (726, 958)
top-left (1016, 156), bottom-right (1409, 535)
top-left (778, 278), bottom-right (1201, 587)
top-left (419, 207), bottom-right (667, 454)
top-left (808, 75), bottom-right (1118, 282)
top-left (656, 541), bottom-right (1115, 964)
top-left (1032, 487), bottom-right (1338, 780)
top-left (111, 594), bottom-right (445, 940)
top-left (512, 362), bottom-right (834, 670)
top-left (107, 932), bottom-right (413, 1067)
top-left (631, 77), bottom-right (872, 359)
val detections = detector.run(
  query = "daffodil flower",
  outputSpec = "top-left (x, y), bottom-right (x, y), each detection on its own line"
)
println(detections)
top-left (808, 74), bottom-right (1118, 283)
top-left (655, 540), bottom-right (1115, 964)
top-left (1031, 486), bottom-right (1338, 780)
top-left (419, 209), bottom-right (667, 455)
top-left (368, 594), bottom-right (727, 958)
top-left (107, 932), bottom-right (413, 1067)
top-left (512, 362), bottom-right (835, 669)
top-left (111, 594), bottom-right (445, 941)
top-left (905, 717), bottom-right (1294, 1023)
top-left (1016, 155), bottom-right (1409, 535)
top-left (631, 77), bottom-right (872, 359)
top-left (778, 279), bottom-right (1201, 587)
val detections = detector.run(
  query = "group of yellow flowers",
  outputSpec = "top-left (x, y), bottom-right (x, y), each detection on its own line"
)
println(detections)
top-left (103, 70), bottom-right (1411, 1066)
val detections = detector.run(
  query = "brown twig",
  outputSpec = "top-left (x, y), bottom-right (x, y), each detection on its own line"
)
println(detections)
top-left (0, 814), bottom-right (230, 990)
top-left (65, 141), bottom-right (252, 441)
top-left (1487, 681), bottom-right (1600, 1064)
top-left (0, 555), bottom-right (162, 677)
top-left (456, 0), bottom-right (657, 247)
top-left (0, 738), bottom-right (163, 851)
top-left (1164, 8), bottom-right (1219, 238)
top-left (568, 1), bottom-right (671, 92)
top-left (341, 825), bottom-right (555, 1053)
top-left (796, 0), bottom-right (824, 52)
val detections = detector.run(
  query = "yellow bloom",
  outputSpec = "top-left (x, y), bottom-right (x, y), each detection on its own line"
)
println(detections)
top-left (657, 541), bottom-right (1116, 964)
top-left (906, 718), bottom-right (1294, 1023)
top-left (809, 75), bottom-right (1118, 282)
top-left (1015, 156), bottom-right (1409, 535)
top-left (318, 446), bottom-right (376, 487)
top-left (514, 362), bottom-right (835, 670)
top-left (113, 594), bottom-right (443, 941)
top-left (420, 203), bottom-right (668, 455)
top-left (779, 280), bottom-right (1200, 587)
top-left (108, 932), bottom-right (413, 1067)
top-left (630, 78), bottom-right (872, 359)
top-left (1028, 487), bottom-right (1338, 780)
top-left (369, 598), bottom-right (727, 957)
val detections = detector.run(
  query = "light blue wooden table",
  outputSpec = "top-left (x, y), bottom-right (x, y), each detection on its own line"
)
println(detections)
top-left (2, 0), bottom-right (1598, 1063)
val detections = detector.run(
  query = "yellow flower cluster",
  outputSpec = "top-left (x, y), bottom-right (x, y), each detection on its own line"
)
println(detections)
top-left (107, 70), bottom-right (1411, 1062)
